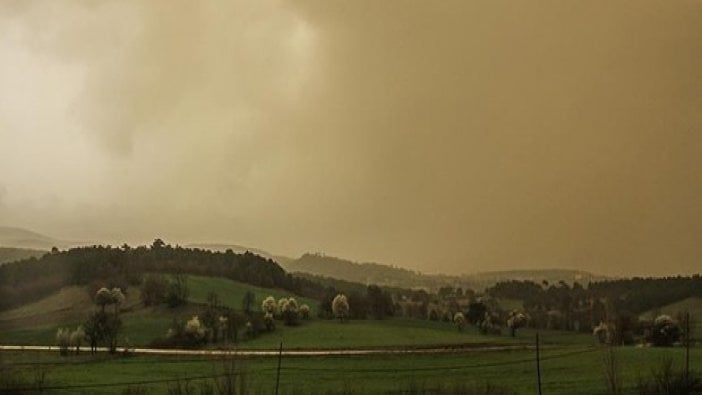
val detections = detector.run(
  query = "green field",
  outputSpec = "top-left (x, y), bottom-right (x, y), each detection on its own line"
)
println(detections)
top-left (3, 275), bottom-right (552, 350)
top-left (1, 274), bottom-right (316, 347)
top-left (2, 275), bottom-right (700, 394)
top-left (2, 346), bottom-right (700, 394)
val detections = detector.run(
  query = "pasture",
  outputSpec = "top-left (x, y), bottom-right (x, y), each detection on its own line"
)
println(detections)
top-left (2, 345), bottom-right (699, 394)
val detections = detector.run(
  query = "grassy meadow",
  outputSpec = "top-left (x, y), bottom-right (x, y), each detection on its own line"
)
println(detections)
top-left (2, 346), bottom-right (700, 394)
top-left (0, 273), bottom-right (595, 350)
top-left (1, 273), bottom-right (699, 394)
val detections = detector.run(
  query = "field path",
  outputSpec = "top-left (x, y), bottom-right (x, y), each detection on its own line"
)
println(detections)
top-left (0, 344), bottom-right (533, 357)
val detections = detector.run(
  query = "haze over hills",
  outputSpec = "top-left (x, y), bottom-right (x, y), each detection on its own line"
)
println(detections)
top-left (0, 226), bottom-right (609, 290)
top-left (282, 253), bottom-right (611, 292)
top-left (0, 247), bottom-right (45, 265)
top-left (0, 226), bottom-right (72, 250)
top-left (185, 243), bottom-right (279, 261)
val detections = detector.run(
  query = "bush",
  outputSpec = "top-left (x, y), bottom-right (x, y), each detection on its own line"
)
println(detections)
top-left (140, 274), bottom-right (168, 306)
top-left (636, 359), bottom-right (701, 394)
top-left (299, 304), bottom-right (311, 320)
top-left (281, 297), bottom-right (299, 326)
top-left (166, 274), bottom-right (189, 308)
top-left (646, 315), bottom-right (682, 347)
top-left (453, 312), bottom-right (466, 331)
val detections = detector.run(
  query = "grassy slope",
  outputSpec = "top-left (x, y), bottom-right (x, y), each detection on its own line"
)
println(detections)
top-left (0, 274), bottom-right (593, 349)
top-left (187, 275), bottom-right (319, 314)
top-left (640, 297), bottom-right (702, 337)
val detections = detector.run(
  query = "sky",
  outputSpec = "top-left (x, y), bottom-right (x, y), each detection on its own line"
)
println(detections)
top-left (1, 1), bottom-right (701, 277)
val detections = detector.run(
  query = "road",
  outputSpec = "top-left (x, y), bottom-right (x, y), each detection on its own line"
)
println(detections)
top-left (0, 344), bottom-right (533, 357)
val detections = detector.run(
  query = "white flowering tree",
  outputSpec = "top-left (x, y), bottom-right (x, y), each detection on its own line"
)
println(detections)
top-left (262, 296), bottom-right (277, 315)
top-left (218, 316), bottom-right (228, 340)
top-left (70, 326), bottom-right (85, 355)
top-left (453, 312), bottom-right (466, 332)
top-left (111, 288), bottom-right (125, 313)
top-left (277, 297), bottom-right (289, 319)
top-left (184, 315), bottom-right (206, 343)
top-left (507, 310), bottom-right (528, 337)
top-left (282, 297), bottom-right (300, 326)
top-left (299, 304), bottom-right (311, 320)
top-left (95, 287), bottom-right (113, 312)
top-left (56, 328), bottom-right (71, 356)
top-left (593, 322), bottom-right (610, 344)
top-left (332, 294), bottom-right (350, 322)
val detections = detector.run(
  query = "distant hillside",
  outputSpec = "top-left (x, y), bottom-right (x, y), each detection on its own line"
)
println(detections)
top-left (284, 253), bottom-right (609, 292)
top-left (0, 247), bottom-right (45, 265)
top-left (0, 226), bottom-right (74, 250)
top-left (459, 269), bottom-right (610, 291)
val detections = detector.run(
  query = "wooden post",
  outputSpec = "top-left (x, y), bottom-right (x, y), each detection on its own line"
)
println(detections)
top-left (685, 312), bottom-right (690, 382)
top-left (536, 332), bottom-right (542, 395)
top-left (275, 341), bottom-right (283, 395)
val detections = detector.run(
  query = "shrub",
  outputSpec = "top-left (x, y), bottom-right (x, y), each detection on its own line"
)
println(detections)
top-left (299, 304), bottom-right (311, 320)
top-left (636, 358), bottom-right (701, 394)
top-left (166, 274), bottom-right (189, 308)
top-left (140, 274), bottom-right (168, 306)
top-left (454, 312), bottom-right (466, 331)
top-left (593, 322), bottom-right (611, 344)
top-left (263, 312), bottom-right (275, 331)
top-left (282, 297), bottom-right (299, 326)
top-left (646, 315), bottom-right (682, 347)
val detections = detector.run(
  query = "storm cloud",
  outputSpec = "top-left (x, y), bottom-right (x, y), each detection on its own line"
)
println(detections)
top-left (1, 0), bottom-right (701, 276)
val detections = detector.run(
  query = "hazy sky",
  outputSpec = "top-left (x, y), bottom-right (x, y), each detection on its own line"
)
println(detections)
top-left (1, 1), bottom-right (701, 276)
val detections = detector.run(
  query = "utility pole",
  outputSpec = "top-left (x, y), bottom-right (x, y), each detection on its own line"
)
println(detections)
top-left (536, 332), bottom-right (542, 395)
top-left (275, 341), bottom-right (283, 395)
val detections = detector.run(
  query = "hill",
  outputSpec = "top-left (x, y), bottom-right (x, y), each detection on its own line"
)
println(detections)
top-left (0, 247), bottom-right (45, 264)
top-left (0, 274), bottom-right (321, 347)
top-left (0, 226), bottom-right (76, 250)
top-left (0, 242), bottom-right (326, 312)
top-left (283, 253), bottom-right (609, 292)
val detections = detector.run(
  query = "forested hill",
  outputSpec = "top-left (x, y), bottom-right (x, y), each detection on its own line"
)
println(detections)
top-left (283, 253), bottom-right (608, 291)
top-left (0, 240), bottom-right (325, 312)
top-left (488, 275), bottom-right (702, 316)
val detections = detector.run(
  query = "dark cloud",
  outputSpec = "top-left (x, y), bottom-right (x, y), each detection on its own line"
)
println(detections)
top-left (1, 0), bottom-right (701, 276)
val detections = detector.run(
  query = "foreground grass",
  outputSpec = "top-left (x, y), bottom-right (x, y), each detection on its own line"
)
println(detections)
top-left (2, 346), bottom-right (699, 394)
